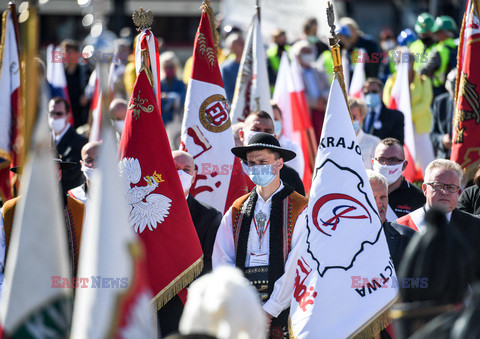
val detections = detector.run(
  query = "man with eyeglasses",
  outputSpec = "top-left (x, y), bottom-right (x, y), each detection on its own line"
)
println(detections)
top-left (394, 159), bottom-right (480, 278)
top-left (48, 97), bottom-right (87, 192)
top-left (372, 138), bottom-right (425, 219)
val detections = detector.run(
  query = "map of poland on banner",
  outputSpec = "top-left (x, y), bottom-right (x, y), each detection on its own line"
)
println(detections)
top-left (290, 78), bottom-right (398, 338)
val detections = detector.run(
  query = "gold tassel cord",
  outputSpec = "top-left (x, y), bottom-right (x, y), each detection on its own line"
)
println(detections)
top-left (201, 1), bottom-right (219, 59)
top-left (152, 255), bottom-right (204, 310)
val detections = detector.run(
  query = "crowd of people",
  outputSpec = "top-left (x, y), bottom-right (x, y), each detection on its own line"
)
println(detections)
top-left (1, 9), bottom-right (480, 339)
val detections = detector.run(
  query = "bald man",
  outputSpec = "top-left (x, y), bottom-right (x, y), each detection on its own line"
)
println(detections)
top-left (109, 98), bottom-right (127, 141)
top-left (68, 141), bottom-right (101, 205)
top-left (158, 151), bottom-right (223, 336)
top-left (172, 150), bottom-right (222, 272)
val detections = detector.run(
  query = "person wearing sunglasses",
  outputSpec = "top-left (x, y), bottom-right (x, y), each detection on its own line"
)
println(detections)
top-left (394, 159), bottom-right (480, 278)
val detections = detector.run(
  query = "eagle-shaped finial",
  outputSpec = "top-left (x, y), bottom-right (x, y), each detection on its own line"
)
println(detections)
top-left (132, 8), bottom-right (153, 31)
top-left (326, 2), bottom-right (336, 39)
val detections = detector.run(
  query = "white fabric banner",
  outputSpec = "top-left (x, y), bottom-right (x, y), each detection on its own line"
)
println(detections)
top-left (290, 78), bottom-right (398, 337)
top-left (230, 13), bottom-right (272, 124)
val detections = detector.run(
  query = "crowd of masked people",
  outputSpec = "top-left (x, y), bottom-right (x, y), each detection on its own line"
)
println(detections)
top-left (1, 11), bottom-right (480, 339)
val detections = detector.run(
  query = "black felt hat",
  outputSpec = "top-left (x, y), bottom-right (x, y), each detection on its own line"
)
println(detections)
top-left (10, 157), bottom-right (76, 174)
top-left (231, 132), bottom-right (296, 162)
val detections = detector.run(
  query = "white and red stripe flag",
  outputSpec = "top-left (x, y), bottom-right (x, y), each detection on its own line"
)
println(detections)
top-left (181, 4), bottom-right (247, 213)
top-left (134, 30), bottom-right (161, 108)
top-left (0, 4), bottom-right (21, 202)
top-left (386, 47), bottom-right (420, 182)
top-left (349, 49), bottom-right (366, 99)
top-left (273, 53), bottom-right (316, 193)
top-left (46, 44), bottom-right (74, 125)
top-left (230, 12), bottom-right (272, 124)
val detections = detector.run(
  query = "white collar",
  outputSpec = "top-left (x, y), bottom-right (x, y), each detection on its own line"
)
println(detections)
top-left (424, 204), bottom-right (453, 222)
top-left (54, 123), bottom-right (71, 144)
top-left (356, 128), bottom-right (365, 141)
top-left (257, 181), bottom-right (284, 204)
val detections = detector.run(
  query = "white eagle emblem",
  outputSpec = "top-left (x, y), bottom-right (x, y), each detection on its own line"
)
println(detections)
top-left (119, 157), bottom-right (172, 233)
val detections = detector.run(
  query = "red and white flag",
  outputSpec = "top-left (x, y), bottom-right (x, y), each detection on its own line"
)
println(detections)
top-left (181, 4), bottom-right (246, 213)
top-left (71, 124), bottom-right (156, 338)
top-left (230, 12), bottom-right (272, 124)
top-left (134, 30), bottom-right (161, 108)
top-left (119, 70), bottom-right (203, 310)
top-left (0, 5), bottom-right (21, 202)
top-left (451, 0), bottom-right (480, 185)
top-left (349, 49), bottom-right (366, 99)
top-left (386, 47), bottom-right (421, 182)
top-left (290, 78), bottom-right (397, 337)
top-left (273, 53), bottom-right (316, 193)
top-left (46, 44), bottom-right (74, 125)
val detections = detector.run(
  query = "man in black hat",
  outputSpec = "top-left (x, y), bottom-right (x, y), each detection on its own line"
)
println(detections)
top-left (1, 158), bottom-right (85, 282)
top-left (212, 132), bottom-right (308, 338)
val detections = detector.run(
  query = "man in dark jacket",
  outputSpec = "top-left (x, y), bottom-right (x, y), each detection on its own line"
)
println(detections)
top-left (367, 169), bottom-right (416, 269)
top-left (48, 97), bottom-right (87, 192)
top-left (362, 78), bottom-right (405, 144)
top-left (157, 150), bottom-right (223, 337)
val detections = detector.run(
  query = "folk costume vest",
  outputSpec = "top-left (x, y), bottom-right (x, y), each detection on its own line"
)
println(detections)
top-left (2, 195), bottom-right (85, 277)
top-left (230, 185), bottom-right (307, 330)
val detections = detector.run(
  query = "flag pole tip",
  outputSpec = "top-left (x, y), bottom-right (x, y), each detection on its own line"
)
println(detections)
top-left (133, 8), bottom-right (153, 31)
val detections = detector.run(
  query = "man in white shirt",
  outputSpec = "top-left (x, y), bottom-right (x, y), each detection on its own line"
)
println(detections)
top-left (67, 141), bottom-right (100, 205)
top-left (213, 132), bottom-right (308, 336)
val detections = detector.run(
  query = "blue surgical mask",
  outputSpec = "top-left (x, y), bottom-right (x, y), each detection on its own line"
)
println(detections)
top-left (364, 93), bottom-right (381, 109)
top-left (246, 162), bottom-right (279, 187)
top-left (274, 120), bottom-right (282, 136)
top-left (353, 120), bottom-right (362, 133)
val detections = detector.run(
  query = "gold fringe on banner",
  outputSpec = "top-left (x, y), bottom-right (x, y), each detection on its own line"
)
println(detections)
top-left (152, 255), bottom-right (204, 310)
top-left (201, 1), bottom-right (219, 58)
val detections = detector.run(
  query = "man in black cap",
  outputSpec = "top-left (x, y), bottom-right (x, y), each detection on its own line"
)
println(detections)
top-left (212, 132), bottom-right (308, 338)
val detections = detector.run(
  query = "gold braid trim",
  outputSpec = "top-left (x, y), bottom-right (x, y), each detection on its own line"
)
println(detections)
top-left (0, 9), bottom-right (8, 83)
top-left (152, 255), bottom-right (204, 310)
top-left (201, 1), bottom-right (219, 58)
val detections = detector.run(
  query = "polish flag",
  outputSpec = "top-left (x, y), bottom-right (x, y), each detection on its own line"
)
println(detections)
top-left (349, 49), bottom-right (366, 99)
top-left (273, 54), bottom-right (316, 193)
top-left (46, 44), bottom-right (74, 125)
top-left (386, 47), bottom-right (421, 182)
top-left (0, 4), bottom-right (21, 202)
top-left (181, 3), bottom-right (247, 213)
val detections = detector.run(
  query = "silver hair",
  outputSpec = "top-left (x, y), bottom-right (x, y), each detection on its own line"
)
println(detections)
top-left (366, 169), bottom-right (388, 190)
top-left (424, 159), bottom-right (463, 183)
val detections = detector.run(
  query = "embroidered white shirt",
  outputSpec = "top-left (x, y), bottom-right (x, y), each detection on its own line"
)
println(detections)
top-left (212, 181), bottom-right (308, 317)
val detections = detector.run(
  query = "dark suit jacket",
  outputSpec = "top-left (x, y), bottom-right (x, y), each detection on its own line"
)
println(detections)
top-left (187, 195), bottom-right (222, 275)
top-left (450, 208), bottom-right (480, 279)
top-left (56, 126), bottom-right (88, 192)
top-left (384, 221), bottom-right (416, 269)
top-left (363, 104), bottom-right (405, 144)
top-left (430, 92), bottom-right (454, 159)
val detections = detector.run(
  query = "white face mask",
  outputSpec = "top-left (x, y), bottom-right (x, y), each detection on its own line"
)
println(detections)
top-left (373, 161), bottom-right (404, 185)
top-left (300, 53), bottom-right (315, 65)
top-left (178, 170), bottom-right (193, 194)
top-left (81, 164), bottom-right (96, 181)
top-left (113, 120), bottom-right (125, 134)
top-left (244, 130), bottom-right (262, 145)
top-left (48, 117), bottom-right (67, 134)
top-left (274, 120), bottom-right (282, 136)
